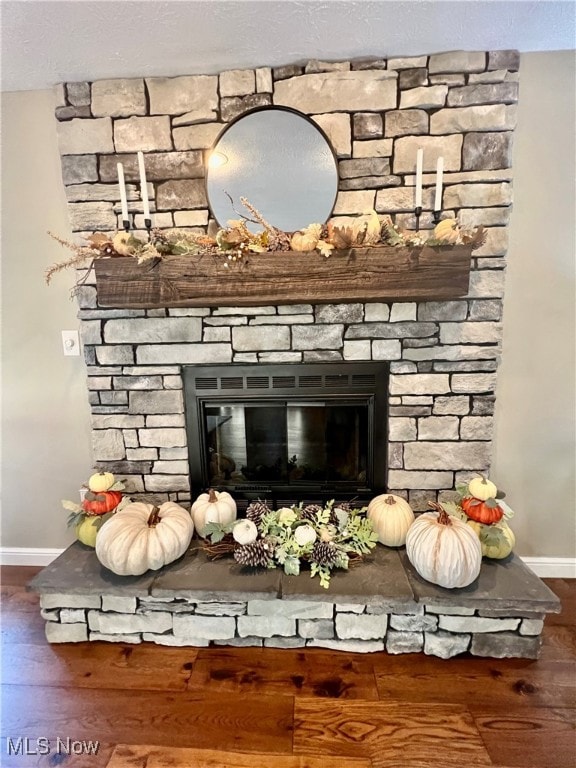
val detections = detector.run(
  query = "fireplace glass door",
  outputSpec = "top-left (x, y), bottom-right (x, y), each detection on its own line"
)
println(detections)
top-left (203, 399), bottom-right (369, 487)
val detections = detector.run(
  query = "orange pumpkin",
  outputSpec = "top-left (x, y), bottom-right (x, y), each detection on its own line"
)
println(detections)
top-left (461, 496), bottom-right (504, 525)
top-left (82, 490), bottom-right (123, 516)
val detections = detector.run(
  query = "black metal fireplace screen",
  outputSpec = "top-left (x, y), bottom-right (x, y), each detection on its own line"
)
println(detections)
top-left (183, 362), bottom-right (389, 505)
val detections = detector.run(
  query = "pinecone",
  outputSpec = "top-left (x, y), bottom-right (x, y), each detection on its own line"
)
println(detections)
top-left (301, 503), bottom-right (323, 522)
top-left (234, 538), bottom-right (274, 568)
top-left (245, 500), bottom-right (271, 527)
top-left (311, 540), bottom-right (340, 567)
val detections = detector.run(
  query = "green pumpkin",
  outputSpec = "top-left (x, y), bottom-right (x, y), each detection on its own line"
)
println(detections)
top-left (75, 515), bottom-right (99, 548)
top-left (468, 519), bottom-right (515, 559)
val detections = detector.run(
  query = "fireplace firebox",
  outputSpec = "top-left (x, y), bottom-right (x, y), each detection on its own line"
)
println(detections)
top-left (183, 362), bottom-right (389, 507)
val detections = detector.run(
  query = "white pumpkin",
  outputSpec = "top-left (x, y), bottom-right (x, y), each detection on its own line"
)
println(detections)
top-left (368, 494), bottom-right (415, 547)
top-left (232, 519), bottom-right (258, 545)
top-left (191, 488), bottom-right (237, 537)
top-left (95, 501), bottom-right (194, 576)
top-left (405, 505), bottom-right (482, 589)
top-left (468, 475), bottom-right (498, 501)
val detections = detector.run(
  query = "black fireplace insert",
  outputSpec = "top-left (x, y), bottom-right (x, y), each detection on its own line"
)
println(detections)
top-left (183, 361), bottom-right (389, 506)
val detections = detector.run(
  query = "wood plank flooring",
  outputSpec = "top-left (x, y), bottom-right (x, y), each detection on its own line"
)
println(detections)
top-left (1, 566), bottom-right (574, 768)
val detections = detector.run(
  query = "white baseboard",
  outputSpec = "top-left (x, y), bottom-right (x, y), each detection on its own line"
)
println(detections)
top-left (0, 548), bottom-right (65, 566)
top-left (0, 547), bottom-right (574, 578)
top-left (520, 557), bottom-right (576, 579)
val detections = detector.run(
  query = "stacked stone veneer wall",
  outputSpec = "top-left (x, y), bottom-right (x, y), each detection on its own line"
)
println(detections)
top-left (40, 593), bottom-right (544, 658)
top-left (53, 50), bottom-right (520, 505)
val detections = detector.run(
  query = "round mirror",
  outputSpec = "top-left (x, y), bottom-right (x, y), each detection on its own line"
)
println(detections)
top-left (206, 107), bottom-right (338, 232)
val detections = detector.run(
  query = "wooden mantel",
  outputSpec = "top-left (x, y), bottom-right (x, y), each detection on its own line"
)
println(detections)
top-left (94, 244), bottom-right (473, 309)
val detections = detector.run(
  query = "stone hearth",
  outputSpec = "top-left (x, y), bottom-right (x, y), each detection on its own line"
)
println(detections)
top-left (30, 545), bottom-right (560, 658)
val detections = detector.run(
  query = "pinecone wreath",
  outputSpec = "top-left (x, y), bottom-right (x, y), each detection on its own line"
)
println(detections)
top-left (245, 500), bottom-right (270, 527)
top-left (234, 538), bottom-right (274, 568)
top-left (311, 540), bottom-right (340, 567)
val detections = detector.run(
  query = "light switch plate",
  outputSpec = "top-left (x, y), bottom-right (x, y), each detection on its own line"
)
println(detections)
top-left (61, 330), bottom-right (80, 356)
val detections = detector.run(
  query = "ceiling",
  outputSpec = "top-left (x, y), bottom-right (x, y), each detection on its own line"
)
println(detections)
top-left (1, 0), bottom-right (574, 93)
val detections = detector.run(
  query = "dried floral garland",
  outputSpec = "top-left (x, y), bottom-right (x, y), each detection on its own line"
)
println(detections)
top-left (202, 499), bottom-right (379, 589)
top-left (46, 196), bottom-right (487, 290)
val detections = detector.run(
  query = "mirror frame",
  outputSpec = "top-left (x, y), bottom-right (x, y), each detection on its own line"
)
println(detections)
top-left (204, 105), bottom-right (339, 232)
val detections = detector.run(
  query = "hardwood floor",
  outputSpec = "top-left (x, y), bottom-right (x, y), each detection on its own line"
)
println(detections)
top-left (1, 567), bottom-right (574, 768)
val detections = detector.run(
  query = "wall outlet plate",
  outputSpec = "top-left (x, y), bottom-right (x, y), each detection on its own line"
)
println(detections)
top-left (61, 330), bottom-right (80, 356)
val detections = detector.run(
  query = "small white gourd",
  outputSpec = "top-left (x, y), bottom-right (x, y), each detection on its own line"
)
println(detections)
top-left (191, 488), bottom-right (237, 537)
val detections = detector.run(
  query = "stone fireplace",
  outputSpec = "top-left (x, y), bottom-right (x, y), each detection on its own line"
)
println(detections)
top-left (55, 48), bottom-right (518, 508)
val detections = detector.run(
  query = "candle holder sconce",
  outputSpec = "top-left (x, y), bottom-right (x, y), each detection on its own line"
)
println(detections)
top-left (414, 206), bottom-right (422, 232)
top-left (433, 210), bottom-right (442, 225)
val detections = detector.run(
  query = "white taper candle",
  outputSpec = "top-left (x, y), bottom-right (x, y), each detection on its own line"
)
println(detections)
top-left (137, 151), bottom-right (151, 220)
top-left (434, 156), bottom-right (444, 212)
top-left (415, 148), bottom-right (423, 208)
top-left (117, 162), bottom-right (129, 223)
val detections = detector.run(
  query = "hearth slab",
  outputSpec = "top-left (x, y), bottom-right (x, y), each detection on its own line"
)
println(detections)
top-left (280, 546), bottom-right (415, 605)
top-left (399, 551), bottom-right (561, 613)
top-left (150, 542), bottom-right (282, 601)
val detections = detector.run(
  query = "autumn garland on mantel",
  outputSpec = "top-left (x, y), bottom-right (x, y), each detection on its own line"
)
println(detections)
top-left (46, 196), bottom-right (487, 292)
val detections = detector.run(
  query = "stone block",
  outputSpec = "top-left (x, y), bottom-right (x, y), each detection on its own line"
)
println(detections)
top-left (353, 113), bottom-right (383, 139)
top-left (46, 622), bottom-right (88, 643)
top-left (91, 79), bottom-right (146, 117)
top-left (424, 630), bottom-right (471, 658)
top-left (66, 182), bottom-right (141, 203)
top-left (232, 325), bottom-right (290, 352)
top-left (390, 303), bottom-right (417, 322)
top-left (57, 117), bottom-right (114, 154)
top-left (469, 300), bottom-right (502, 321)
top-left (40, 608), bottom-right (60, 621)
top-left (386, 630), bottom-right (424, 654)
top-left (129, 390), bottom-right (183, 415)
top-left (114, 116), bottom-right (172, 152)
top-left (292, 324), bottom-right (344, 350)
top-left (100, 151), bottom-right (204, 182)
top-left (136, 343), bottom-right (232, 365)
top-left (418, 301), bottom-right (468, 322)
top-left (312, 113), bottom-right (351, 156)
top-left (92, 429), bottom-right (125, 461)
top-left (404, 441), bottom-right (490, 471)
top-left (91, 610), bottom-right (172, 634)
top-left (61, 154), bottom-right (98, 184)
top-left (303, 351), bottom-right (343, 362)
top-left (67, 81), bottom-right (91, 106)
top-left (194, 603), bottom-right (246, 616)
top-left (432, 396), bottom-right (470, 416)
top-left (273, 64), bottom-right (304, 80)
top-left (220, 69), bottom-right (255, 97)
top-left (399, 68), bottom-right (428, 90)
top-left (308, 638), bottom-right (385, 653)
top-left (439, 615), bottom-right (520, 633)
top-left (448, 83), bottom-right (518, 107)
top-left (371, 339), bottom-right (402, 360)
top-left (138, 428), bottom-right (187, 448)
top-left (343, 340), bottom-right (370, 360)
top-left (400, 85), bottom-right (448, 109)
top-left (389, 417), bottom-right (417, 441)
top-left (146, 75), bottom-right (218, 115)
top-left (390, 614), bottom-right (438, 632)
top-left (126, 448), bottom-right (157, 461)
top-left (274, 70), bottom-right (397, 113)
top-left (464, 132), bottom-right (513, 171)
top-left (237, 616), bottom-right (296, 638)
top-left (519, 619), bottom-right (545, 636)
top-left (366, 603), bottom-right (423, 615)
top-left (426, 605), bottom-right (475, 616)
top-left (390, 374), bottom-right (451, 396)
top-left (156, 179), bottom-right (207, 210)
top-left (104, 317), bottom-right (201, 344)
top-left (468, 270), bottom-right (505, 299)
top-left (431, 105), bottom-right (516, 134)
top-left (305, 59), bottom-right (351, 74)
top-left (264, 638), bottom-right (306, 648)
top-left (364, 303), bottom-right (390, 322)
top-left (60, 609), bottom-right (86, 623)
top-left (173, 210), bottom-right (209, 227)
top-left (488, 50), bottom-right (520, 71)
top-left (96, 346), bottom-right (135, 365)
top-left (214, 636), bottom-right (263, 647)
top-left (352, 139), bottom-right (393, 158)
top-left (469, 70), bottom-right (507, 84)
top-left (68, 201), bottom-right (116, 231)
top-left (172, 110), bottom-right (218, 127)
top-left (418, 416), bottom-right (459, 440)
top-left (387, 56), bottom-right (427, 69)
top-left (87, 376), bottom-right (112, 391)
top-left (113, 376), bottom-right (163, 390)
top-left (375, 186), bottom-right (434, 212)
top-left (152, 460), bottom-right (189, 474)
top-left (220, 93), bottom-right (272, 121)
top-left (90, 632), bottom-right (142, 643)
top-left (250, 315), bottom-right (312, 326)
top-left (440, 322), bottom-right (501, 345)
top-left (444, 182), bottom-right (512, 209)
top-left (393, 134), bottom-right (463, 173)
top-left (339, 157), bottom-right (389, 179)
top-left (333, 190), bottom-right (376, 214)
top-left (385, 109), bottom-right (428, 137)
top-left (143, 633), bottom-right (210, 647)
top-left (429, 51), bottom-right (486, 73)
top-left (335, 613), bottom-right (388, 640)
top-left (173, 614), bottom-right (236, 640)
top-left (315, 304), bottom-right (363, 323)
top-left (460, 416), bottom-right (493, 440)
top-left (336, 604), bottom-right (366, 613)
top-left (256, 67), bottom-right (273, 92)
top-left (471, 631), bottom-right (541, 659)
top-left (248, 599), bottom-right (333, 619)
top-left (452, 373), bottom-right (497, 393)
